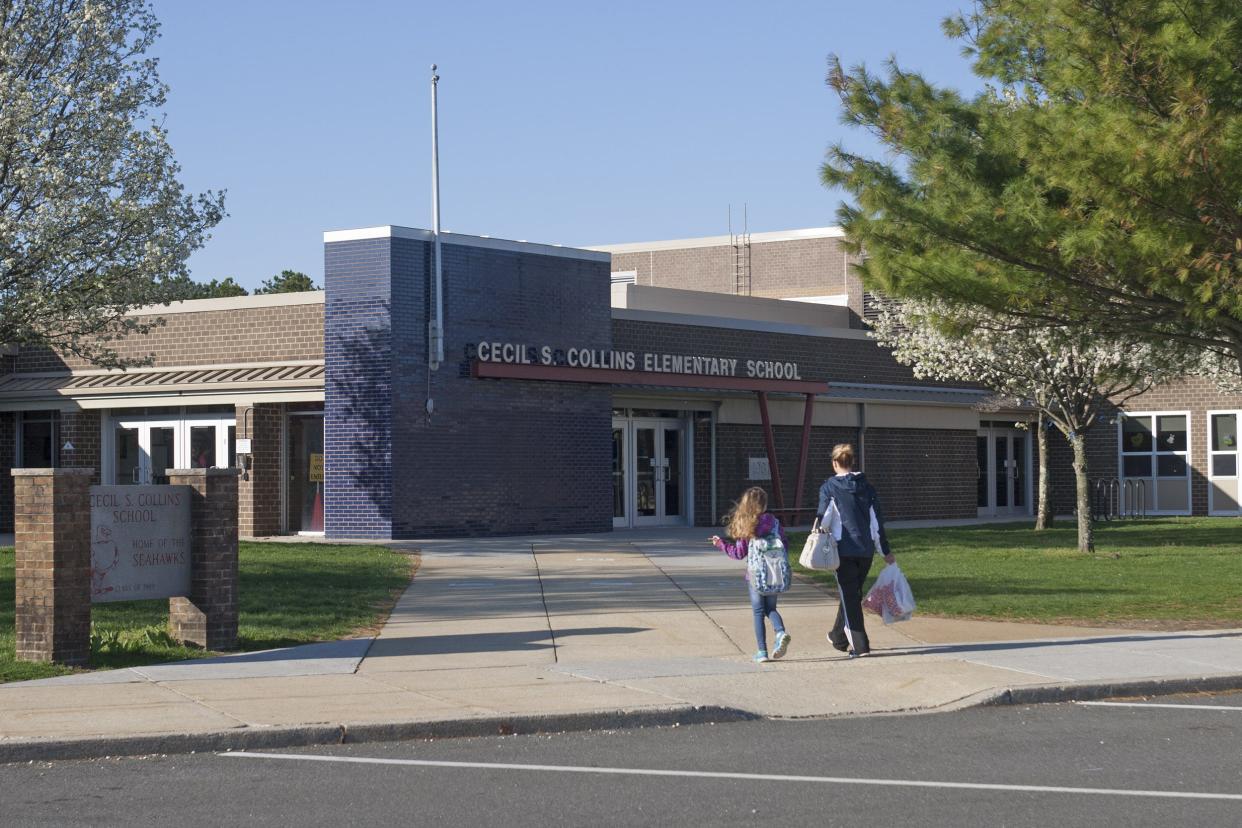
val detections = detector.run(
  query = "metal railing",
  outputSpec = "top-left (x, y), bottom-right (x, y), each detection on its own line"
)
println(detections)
top-left (1090, 477), bottom-right (1147, 521)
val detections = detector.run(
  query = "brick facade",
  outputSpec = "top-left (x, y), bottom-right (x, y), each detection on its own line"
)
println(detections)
top-left (168, 468), bottom-right (240, 650)
top-left (12, 469), bottom-right (93, 666)
top-left (236, 403), bottom-right (284, 536)
top-left (14, 299), bottom-right (323, 373)
top-left (611, 236), bottom-right (855, 300)
top-left (325, 235), bottom-right (613, 538)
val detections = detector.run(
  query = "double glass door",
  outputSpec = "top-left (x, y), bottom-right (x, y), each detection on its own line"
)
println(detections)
top-left (612, 418), bottom-right (686, 528)
top-left (111, 415), bottom-right (235, 485)
top-left (977, 425), bottom-right (1030, 516)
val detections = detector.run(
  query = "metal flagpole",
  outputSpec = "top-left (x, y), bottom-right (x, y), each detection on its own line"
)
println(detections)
top-left (429, 64), bottom-right (444, 373)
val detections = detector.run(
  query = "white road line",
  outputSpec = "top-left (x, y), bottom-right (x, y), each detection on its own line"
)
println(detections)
top-left (1079, 701), bottom-right (1242, 712)
top-left (220, 752), bottom-right (1242, 802)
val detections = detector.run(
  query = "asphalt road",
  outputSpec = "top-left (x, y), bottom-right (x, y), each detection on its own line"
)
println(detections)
top-left (2, 692), bottom-right (1241, 827)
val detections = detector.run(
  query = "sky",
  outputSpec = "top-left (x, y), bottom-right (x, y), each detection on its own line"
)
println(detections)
top-left (151, 1), bottom-right (984, 291)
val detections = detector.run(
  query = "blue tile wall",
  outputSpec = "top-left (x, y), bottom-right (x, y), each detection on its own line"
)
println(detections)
top-left (325, 233), bottom-right (612, 539)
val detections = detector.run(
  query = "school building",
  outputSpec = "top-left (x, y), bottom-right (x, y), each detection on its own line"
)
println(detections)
top-left (1, 226), bottom-right (1239, 538)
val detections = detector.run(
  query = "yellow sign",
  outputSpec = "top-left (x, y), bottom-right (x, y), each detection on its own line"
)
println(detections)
top-left (309, 453), bottom-right (324, 482)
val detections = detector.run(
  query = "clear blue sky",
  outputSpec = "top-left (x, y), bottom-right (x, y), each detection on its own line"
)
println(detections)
top-left (152, 1), bottom-right (982, 291)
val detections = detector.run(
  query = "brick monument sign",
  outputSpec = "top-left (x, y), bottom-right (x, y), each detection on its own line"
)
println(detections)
top-left (12, 467), bottom-right (239, 666)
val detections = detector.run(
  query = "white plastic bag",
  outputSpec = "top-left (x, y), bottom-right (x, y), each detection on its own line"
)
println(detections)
top-left (862, 563), bottom-right (915, 624)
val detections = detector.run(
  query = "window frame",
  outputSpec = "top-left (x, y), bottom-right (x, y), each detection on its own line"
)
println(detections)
top-left (1207, 409), bottom-right (1241, 515)
top-left (1117, 410), bottom-right (1192, 515)
top-left (15, 410), bottom-right (61, 469)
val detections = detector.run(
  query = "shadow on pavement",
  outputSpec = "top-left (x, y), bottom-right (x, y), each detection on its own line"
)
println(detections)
top-left (367, 627), bottom-right (648, 657)
top-left (893, 630), bottom-right (1242, 657)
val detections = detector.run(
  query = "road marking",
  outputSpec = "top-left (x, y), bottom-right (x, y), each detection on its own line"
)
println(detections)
top-left (221, 752), bottom-right (1242, 801)
top-left (1078, 701), bottom-right (1242, 712)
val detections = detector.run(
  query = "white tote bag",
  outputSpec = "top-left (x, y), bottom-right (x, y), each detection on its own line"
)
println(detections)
top-left (799, 513), bottom-right (840, 571)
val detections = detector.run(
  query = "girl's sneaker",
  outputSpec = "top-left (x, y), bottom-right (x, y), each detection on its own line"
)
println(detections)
top-left (753, 650), bottom-right (771, 663)
top-left (772, 632), bottom-right (791, 660)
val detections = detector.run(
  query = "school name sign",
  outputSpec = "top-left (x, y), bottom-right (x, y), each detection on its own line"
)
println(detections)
top-left (467, 341), bottom-right (804, 380)
top-left (90, 485), bottom-right (191, 603)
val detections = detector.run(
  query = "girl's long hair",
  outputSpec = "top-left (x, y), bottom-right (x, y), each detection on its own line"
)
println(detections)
top-left (725, 487), bottom-right (767, 540)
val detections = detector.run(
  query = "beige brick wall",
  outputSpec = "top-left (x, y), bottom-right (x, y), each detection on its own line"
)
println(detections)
top-left (612, 237), bottom-right (856, 300)
top-left (16, 301), bottom-right (324, 372)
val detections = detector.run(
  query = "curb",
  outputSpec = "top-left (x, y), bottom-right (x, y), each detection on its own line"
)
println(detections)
top-left (973, 672), bottom-right (1242, 708)
top-left (0, 705), bottom-right (757, 765)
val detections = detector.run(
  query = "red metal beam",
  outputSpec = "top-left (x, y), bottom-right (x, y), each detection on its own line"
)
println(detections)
top-left (471, 360), bottom-right (828, 395)
top-left (792, 392), bottom-right (815, 524)
top-left (756, 391), bottom-right (785, 512)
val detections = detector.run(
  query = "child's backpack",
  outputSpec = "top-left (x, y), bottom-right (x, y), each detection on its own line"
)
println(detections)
top-left (747, 527), bottom-right (791, 595)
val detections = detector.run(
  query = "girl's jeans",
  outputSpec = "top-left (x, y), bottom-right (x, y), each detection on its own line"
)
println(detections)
top-left (748, 582), bottom-right (786, 652)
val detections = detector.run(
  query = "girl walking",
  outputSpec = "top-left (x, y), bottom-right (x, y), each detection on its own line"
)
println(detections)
top-left (710, 487), bottom-right (792, 663)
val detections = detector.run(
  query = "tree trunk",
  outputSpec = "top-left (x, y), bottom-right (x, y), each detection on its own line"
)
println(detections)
top-left (1035, 413), bottom-right (1051, 530)
top-left (1070, 433), bottom-right (1095, 554)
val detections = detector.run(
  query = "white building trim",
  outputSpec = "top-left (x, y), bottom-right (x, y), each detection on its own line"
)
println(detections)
top-left (587, 226), bottom-right (845, 254)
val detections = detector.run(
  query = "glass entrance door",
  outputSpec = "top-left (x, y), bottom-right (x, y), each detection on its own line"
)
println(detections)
top-left (113, 421), bottom-right (178, 484)
top-left (978, 425), bottom-right (1031, 517)
top-left (613, 417), bottom-right (687, 528)
top-left (287, 413), bottom-right (325, 533)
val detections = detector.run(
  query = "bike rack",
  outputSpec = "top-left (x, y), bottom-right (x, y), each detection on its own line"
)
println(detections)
top-left (1090, 477), bottom-right (1146, 521)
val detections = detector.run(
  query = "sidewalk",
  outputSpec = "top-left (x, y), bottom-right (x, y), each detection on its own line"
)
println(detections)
top-left (3, 528), bottom-right (1242, 761)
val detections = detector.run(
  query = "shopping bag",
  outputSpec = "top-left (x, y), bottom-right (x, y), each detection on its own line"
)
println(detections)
top-left (862, 563), bottom-right (915, 624)
top-left (798, 517), bottom-right (839, 571)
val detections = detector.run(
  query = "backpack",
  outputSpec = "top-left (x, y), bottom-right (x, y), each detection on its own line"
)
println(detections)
top-left (747, 524), bottom-right (791, 595)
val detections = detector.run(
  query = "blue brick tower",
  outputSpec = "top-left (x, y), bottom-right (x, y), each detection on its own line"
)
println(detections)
top-left (323, 227), bottom-right (612, 539)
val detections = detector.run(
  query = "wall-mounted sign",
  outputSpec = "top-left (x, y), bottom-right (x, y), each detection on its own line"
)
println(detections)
top-left (89, 486), bottom-right (191, 603)
top-left (748, 457), bottom-right (772, 481)
top-left (309, 452), bottom-right (325, 482)
top-left (466, 342), bottom-right (803, 381)
top-left (235, 438), bottom-right (253, 454)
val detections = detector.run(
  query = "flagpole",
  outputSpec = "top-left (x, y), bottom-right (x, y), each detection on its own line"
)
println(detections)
top-left (429, 64), bottom-right (444, 372)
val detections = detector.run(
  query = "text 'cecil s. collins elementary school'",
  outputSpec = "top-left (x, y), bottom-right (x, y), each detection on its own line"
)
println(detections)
top-left (467, 341), bottom-right (805, 380)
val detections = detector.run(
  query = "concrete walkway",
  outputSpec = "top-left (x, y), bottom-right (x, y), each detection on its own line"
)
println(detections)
top-left (3, 529), bottom-right (1242, 760)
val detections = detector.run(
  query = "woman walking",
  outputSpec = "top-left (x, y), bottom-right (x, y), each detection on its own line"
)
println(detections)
top-left (710, 486), bottom-right (792, 664)
top-left (817, 443), bottom-right (894, 658)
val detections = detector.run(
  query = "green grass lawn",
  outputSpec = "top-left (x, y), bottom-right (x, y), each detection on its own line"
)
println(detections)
top-left (788, 517), bottom-right (1242, 628)
top-left (0, 542), bottom-right (413, 684)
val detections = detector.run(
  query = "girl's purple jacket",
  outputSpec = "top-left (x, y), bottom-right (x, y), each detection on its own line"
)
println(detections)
top-left (713, 513), bottom-right (789, 564)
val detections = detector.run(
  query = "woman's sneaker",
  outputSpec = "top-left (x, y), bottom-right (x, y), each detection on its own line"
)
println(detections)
top-left (772, 632), bottom-right (791, 660)
top-left (753, 650), bottom-right (771, 663)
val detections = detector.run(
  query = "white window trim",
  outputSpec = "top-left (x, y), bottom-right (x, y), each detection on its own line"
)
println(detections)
top-left (1207, 409), bottom-right (1241, 516)
top-left (101, 408), bottom-right (237, 484)
top-left (1117, 410), bottom-right (1192, 516)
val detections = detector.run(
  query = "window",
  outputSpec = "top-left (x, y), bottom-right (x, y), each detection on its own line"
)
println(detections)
top-left (1209, 412), bottom-right (1241, 514)
top-left (18, 411), bottom-right (59, 468)
top-left (1119, 412), bottom-right (1190, 514)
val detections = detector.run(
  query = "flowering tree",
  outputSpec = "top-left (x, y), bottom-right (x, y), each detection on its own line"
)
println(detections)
top-left (872, 301), bottom-right (1186, 553)
top-left (0, 0), bottom-right (224, 367)
top-left (823, 1), bottom-right (1242, 383)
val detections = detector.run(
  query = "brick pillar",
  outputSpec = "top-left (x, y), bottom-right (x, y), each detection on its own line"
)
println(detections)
top-left (167, 468), bottom-right (239, 650)
top-left (12, 468), bottom-right (93, 666)
top-left (235, 403), bottom-right (283, 537)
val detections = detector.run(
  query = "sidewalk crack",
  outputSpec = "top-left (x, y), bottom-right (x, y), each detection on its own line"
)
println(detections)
top-left (631, 544), bottom-right (746, 656)
top-left (531, 544), bottom-right (559, 663)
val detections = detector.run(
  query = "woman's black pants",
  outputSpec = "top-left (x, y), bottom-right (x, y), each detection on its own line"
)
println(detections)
top-left (830, 556), bottom-right (873, 655)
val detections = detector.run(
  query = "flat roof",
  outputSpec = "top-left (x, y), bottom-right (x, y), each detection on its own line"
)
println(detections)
top-left (323, 226), bottom-right (610, 263)
top-left (127, 290), bottom-right (324, 317)
top-left (587, 226), bottom-right (845, 254)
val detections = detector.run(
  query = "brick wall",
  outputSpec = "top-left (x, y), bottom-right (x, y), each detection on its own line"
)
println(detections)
top-left (15, 299), bottom-right (323, 372)
top-left (863, 428), bottom-right (979, 521)
top-left (325, 238), bottom-right (394, 538)
top-left (611, 236), bottom-right (853, 299)
top-left (60, 411), bottom-right (101, 483)
top-left (236, 403), bottom-right (283, 536)
top-left (325, 236), bottom-right (614, 538)
top-left (612, 317), bottom-right (958, 387)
